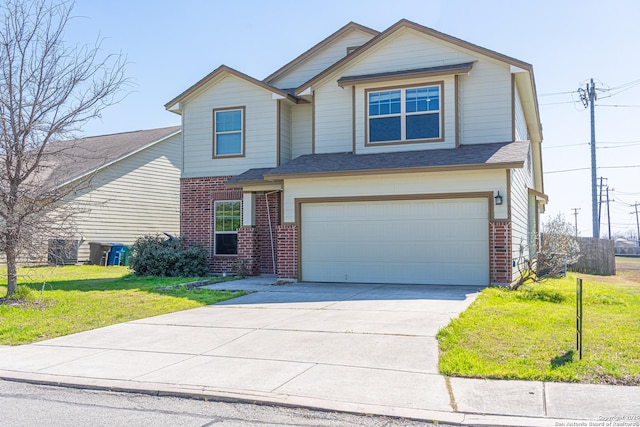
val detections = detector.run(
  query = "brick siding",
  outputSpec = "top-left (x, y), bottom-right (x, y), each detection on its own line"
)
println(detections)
top-left (183, 177), bottom-right (511, 284)
top-left (181, 176), bottom-right (241, 273)
top-left (254, 191), bottom-right (281, 274)
top-left (237, 226), bottom-right (258, 275)
top-left (180, 177), bottom-right (281, 275)
top-left (490, 220), bottom-right (512, 285)
top-left (276, 224), bottom-right (298, 279)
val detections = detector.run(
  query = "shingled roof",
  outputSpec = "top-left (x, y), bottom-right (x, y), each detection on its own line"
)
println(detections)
top-left (226, 141), bottom-right (530, 186)
top-left (39, 126), bottom-right (181, 188)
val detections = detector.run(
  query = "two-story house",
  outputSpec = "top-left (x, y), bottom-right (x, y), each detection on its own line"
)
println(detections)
top-left (165, 19), bottom-right (546, 286)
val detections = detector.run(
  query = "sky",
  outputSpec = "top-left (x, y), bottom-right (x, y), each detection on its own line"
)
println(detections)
top-left (64, 0), bottom-right (640, 239)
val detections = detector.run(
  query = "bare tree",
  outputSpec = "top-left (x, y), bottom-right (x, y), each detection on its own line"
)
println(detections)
top-left (510, 213), bottom-right (581, 290)
top-left (0, 0), bottom-right (127, 297)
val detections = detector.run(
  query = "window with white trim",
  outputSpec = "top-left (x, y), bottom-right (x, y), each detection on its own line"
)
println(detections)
top-left (367, 84), bottom-right (441, 143)
top-left (214, 200), bottom-right (241, 255)
top-left (213, 107), bottom-right (244, 156)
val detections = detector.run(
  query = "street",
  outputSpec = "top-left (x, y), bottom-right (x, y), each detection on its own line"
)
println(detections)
top-left (0, 380), bottom-right (440, 426)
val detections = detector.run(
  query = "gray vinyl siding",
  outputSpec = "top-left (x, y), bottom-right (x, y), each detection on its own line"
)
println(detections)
top-left (279, 102), bottom-right (292, 164)
top-left (181, 74), bottom-right (278, 178)
top-left (68, 133), bottom-right (182, 262)
top-left (314, 83), bottom-right (353, 153)
top-left (514, 81), bottom-right (529, 141)
top-left (510, 145), bottom-right (534, 280)
top-left (310, 27), bottom-right (514, 153)
top-left (291, 103), bottom-right (313, 159)
top-left (459, 61), bottom-right (512, 144)
top-left (269, 29), bottom-right (375, 89)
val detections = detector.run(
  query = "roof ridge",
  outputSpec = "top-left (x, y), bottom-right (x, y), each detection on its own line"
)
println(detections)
top-left (76, 125), bottom-right (181, 141)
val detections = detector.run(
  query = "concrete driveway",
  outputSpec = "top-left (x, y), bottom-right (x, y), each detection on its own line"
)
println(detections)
top-left (0, 281), bottom-right (480, 421)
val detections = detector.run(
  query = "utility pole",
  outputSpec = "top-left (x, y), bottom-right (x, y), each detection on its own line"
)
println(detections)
top-left (589, 79), bottom-right (598, 238)
top-left (598, 177), bottom-right (606, 231)
top-left (580, 79), bottom-right (598, 238)
top-left (571, 208), bottom-right (581, 238)
top-left (606, 186), bottom-right (612, 240)
top-left (632, 202), bottom-right (640, 247)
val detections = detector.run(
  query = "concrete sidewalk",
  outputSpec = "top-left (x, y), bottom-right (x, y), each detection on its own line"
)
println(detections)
top-left (0, 279), bottom-right (638, 426)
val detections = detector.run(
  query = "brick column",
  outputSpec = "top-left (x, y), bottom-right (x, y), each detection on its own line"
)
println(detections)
top-left (276, 224), bottom-right (298, 279)
top-left (255, 191), bottom-right (281, 274)
top-left (237, 226), bottom-right (259, 275)
top-left (490, 221), bottom-right (512, 285)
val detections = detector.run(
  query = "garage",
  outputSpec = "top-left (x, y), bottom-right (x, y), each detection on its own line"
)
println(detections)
top-left (300, 197), bottom-right (489, 285)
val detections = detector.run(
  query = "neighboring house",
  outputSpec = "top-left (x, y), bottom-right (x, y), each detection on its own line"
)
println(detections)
top-left (42, 126), bottom-right (182, 263)
top-left (165, 19), bottom-right (547, 286)
top-left (615, 238), bottom-right (640, 255)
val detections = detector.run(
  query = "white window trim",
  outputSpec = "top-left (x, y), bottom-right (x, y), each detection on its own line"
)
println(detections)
top-left (366, 82), bottom-right (444, 146)
top-left (213, 106), bottom-right (245, 158)
top-left (213, 200), bottom-right (241, 256)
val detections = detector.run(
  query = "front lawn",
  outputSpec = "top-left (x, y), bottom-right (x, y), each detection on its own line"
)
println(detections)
top-left (0, 265), bottom-right (243, 345)
top-left (437, 267), bottom-right (640, 385)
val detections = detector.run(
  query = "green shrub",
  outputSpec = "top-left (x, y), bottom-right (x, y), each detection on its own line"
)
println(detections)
top-left (9, 285), bottom-right (36, 301)
top-left (517, 285), bottom-right (565, 303)
top-left (128, 235), bottom-right (208, 277)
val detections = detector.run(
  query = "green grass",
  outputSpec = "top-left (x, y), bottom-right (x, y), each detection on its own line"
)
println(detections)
top-left (437, 273), bottom-right (640, 385)
top-left (0, 265), bottom-right (244, 345)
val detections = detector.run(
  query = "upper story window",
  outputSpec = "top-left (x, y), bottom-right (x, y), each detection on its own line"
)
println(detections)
top-left (213, 107), bottom-right (245, 157)
top-left (367, 83), bottom-right (442, 144)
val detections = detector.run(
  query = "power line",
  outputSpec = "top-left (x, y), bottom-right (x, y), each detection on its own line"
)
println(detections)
top-left (596, 104), bottom-right (640, 108)
top-left (546, 164), bottom-right (640, 174)
top-left (540, 100), bottom-right (579, 106)
top-left (545, 143), bottom-right (587, 149)
top-left (597, 78), bottom-right (640, 96)
top-left (606, 78), bottom-right (640, 91)
top-left (614, 190), bottom-right (640, 195)
top-left (544, 140), bottom-right (640, 150)
top-left (539, 90), bottom-right (577, 97)
top-left (600, 164), bottom-right (640, 170)
top-left (599, 143), bottom-right (640, 149)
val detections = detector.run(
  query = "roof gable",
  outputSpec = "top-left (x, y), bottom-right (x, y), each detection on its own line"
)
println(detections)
top-left (293, 19), bottom-right (541, 143)
top-left (295, 19), bottom-right (533, 95)
top-left (263, 22), bottom-right (379, 87)
top-left (165, 65), bottom-right (298, 113)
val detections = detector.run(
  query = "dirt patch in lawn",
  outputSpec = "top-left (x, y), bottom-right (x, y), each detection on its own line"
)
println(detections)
top-left (0, 298), bottom-right (47, 309)
top-left (615, 256), bottom-right (640, 284)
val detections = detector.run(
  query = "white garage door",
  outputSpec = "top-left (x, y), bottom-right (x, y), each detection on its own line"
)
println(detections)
top-left (301, 198), bottom-right (489, 285)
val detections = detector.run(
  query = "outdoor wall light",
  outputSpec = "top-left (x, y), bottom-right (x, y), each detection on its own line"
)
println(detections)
top-left (494, 191), bottom-right (503, 206)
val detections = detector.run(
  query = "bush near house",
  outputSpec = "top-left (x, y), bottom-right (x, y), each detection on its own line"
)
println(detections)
top-left (438, 265), bottom-right (640, 385)
top-left (128, 234), bottom-right (208, 277)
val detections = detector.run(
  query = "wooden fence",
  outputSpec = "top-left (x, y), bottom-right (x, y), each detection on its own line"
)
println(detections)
top-left (569, 237), bottom-right (616, 276)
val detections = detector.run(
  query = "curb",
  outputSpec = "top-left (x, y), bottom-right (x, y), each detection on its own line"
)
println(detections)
top-left (0, 371), bottom-right (570, 427)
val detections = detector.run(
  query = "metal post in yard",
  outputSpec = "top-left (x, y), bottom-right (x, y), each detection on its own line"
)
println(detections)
top-left (576, 278), bottom-right (583, 360)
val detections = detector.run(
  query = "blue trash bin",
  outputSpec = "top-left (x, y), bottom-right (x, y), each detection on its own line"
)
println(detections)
top-left (106, 243), bottom-right (127, 266)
